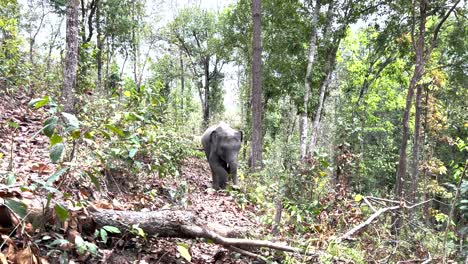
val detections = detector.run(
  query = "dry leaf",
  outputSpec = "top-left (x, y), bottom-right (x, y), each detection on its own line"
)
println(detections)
top-left (15, 247), bottom-right (33, 264)
top-left (0, 253), bottom-right (7, 264)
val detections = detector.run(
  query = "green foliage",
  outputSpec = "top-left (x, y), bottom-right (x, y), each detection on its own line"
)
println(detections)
top-left (0, 0), bottom-right (23, 90)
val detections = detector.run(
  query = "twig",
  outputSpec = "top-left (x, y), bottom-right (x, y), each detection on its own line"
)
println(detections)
top-left (226, 246), bottom-right (268, 263)
top-left (421, 253), bottom-right (432, 264)
top-left (367, 196), bottom-right (401, 204)
top-left (362, 197), bottom-right (376, 212)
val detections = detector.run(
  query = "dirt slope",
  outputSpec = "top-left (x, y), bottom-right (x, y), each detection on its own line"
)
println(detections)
top-left (0, 93), bottom-right (264, 263)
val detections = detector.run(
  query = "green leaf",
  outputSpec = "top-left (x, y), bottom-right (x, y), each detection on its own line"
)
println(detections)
top-left (105, 124), bottom-right (125, 137)
top-left (87, 172), bottom-right (100, 191)
top-left (4, 199), bottom-right (28, 219)
top-left (46, 167), bottom-right (69, 184)
top-left (61, 112), bottom-right (80, 130)
top-left (71, 130), bottom-right (81, 139)
top-left (8, 121), bottom-right (19, 129)
top-left (100, 229), bottom-right (108, 243)
top-left (54, 203), bottom-right (69, 222)
top-left (43, 116), bottom-right (59, 138)
top-left (97, 129), bottom-right (111, 139)
top-left (103, 225), bottom-right (121, 234)
top-left (6, 172), bottom-right (16, 186)
top-left (50, 143), bottom-right (65, 163)
top-left (50, 134), bottom-right (63, 146)
top-left (28, 96), bottom-right (49, 108)
top-left (85, 241), bottom-right (98, 256)
top-left (75, 236), bottom-right (86, 255)
top-left (49, 239), bottom-right (69, 247)
top-left (177, 243), bottom-right (191, 262)
top-left (128, 148), bottom-right (138, 159)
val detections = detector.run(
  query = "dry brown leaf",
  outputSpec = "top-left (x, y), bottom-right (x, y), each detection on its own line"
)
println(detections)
top-left (0, 253), bottom-right (7, 264)
top-left (94, 200), bottom-right (113, 209)
top-left (15, 247), bottom-right (33, 264)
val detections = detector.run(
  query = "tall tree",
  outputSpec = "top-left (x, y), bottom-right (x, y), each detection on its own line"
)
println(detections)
top-left (299, 0), bottom-right (320, 160)
top-left (169, 8), bottom-right (227, 128)
top-left (61, 0), bottom-right (80, 113)
top-left (393, 0), bottom-right (461, 233)
top-left (251, 0), bottom-right (263, 171)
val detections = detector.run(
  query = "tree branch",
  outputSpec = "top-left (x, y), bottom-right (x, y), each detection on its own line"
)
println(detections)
top-left (429, 0), bottom-right (461, 51)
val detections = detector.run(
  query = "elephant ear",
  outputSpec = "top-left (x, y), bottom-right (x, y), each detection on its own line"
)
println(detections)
top-left (210, 130), bottom-right (218, 143)
top-left (237, 131), bottom-right (243, 142)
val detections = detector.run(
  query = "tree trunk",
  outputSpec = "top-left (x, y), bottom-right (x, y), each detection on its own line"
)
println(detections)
top-left (299, 0), bottom-right (320, 160)
top-left (96, 0), bottom-right (102, 92)
top-left (410, 84), bottom-right (423, 203)
top-left (308, 43), bottom-right (339, 155)
top-left (61, 0), bottom-right (80, 114)
top-left (180, 48), bottom-right (185, 110)
top-left (251, 0), bottom-right (263, 171)
top-left (203, 57), bottom-right (210, 128)
top-left (393, 0), bottom-right (427, 234)
top-left (131, 1), bottom-right (139, 92)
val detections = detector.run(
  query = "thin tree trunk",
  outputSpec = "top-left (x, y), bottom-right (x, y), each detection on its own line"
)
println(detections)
top-left (393, 0), bottom-right (427, 234)
top-left (203, 57), bottom-right (210, 128)
top-left (45, 17), bottom-right (64, 81)
top-left (105, 35), bottom-right (111, 93)
top-left (96, 0), bottom-right (102, 92)
top-left (422, 89), bottom-right (431, 224)
top-left (120, 49), bottom-right (129, 81)
top-left (61, 0), bottom-right (80, 114)
top-left (410, 84), bottom-right (423, 203)
top-left (309, 44), bottom-right (339, 155)
top-left (80, 0), bottom-right (86, 42)
top-left (251, 0), bottom-right (263, 171)
top-left (299, 0), bottom-right (320, 160)
top-left (180, 48), bottom-right (185, 110)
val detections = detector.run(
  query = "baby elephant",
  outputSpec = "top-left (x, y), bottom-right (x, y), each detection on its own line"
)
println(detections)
top-left (201, 122), bottom-right (243, 190)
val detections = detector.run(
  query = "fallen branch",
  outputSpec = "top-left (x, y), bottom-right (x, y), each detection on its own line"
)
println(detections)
top-left (337, 199), bottom-right (433, 242)
top-left (337, 205), bottom-right (400, 242)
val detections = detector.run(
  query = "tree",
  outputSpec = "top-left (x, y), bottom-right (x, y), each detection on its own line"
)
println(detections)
top-left (168, 8), bottom-right (228, 128)
top-left (299, 0), bottom-right (320, 160)
top-left (393, 0), bottom-right (461, 233)
top-left (60, 0), bottom-right (79, 113)
top-left (250, 0), bottom-right (263, 171)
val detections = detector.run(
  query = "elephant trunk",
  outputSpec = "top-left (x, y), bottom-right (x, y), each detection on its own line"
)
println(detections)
top-left (227, 161), bottom-right (239, 186)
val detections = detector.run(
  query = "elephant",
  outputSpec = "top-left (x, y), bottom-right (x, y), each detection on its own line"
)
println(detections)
top-left (201, 122), bottom-right (243, 190)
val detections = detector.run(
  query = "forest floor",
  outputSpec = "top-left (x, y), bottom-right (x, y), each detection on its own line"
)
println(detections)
top-left (0, 93), bottom-right (264, 263)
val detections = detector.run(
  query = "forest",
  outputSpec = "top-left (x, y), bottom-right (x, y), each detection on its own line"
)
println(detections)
top-left (0, 0), bottom-right (466, 263)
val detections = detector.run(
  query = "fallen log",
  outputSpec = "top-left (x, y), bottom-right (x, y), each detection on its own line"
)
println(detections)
top-left (90, 209), bottom-right (325, 261)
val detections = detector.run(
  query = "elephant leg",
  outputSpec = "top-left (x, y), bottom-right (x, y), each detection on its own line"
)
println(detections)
top-left (210, 161), bottom-right (229, 189)
top-left (208, 164), bottom-right (220, 189)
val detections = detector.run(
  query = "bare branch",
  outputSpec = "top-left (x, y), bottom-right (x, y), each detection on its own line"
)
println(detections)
top-left (430, 0), bottom-right (462, 51)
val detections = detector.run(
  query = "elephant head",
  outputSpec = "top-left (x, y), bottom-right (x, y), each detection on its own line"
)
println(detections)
top-left (201, 122), bottom-right (242, 189)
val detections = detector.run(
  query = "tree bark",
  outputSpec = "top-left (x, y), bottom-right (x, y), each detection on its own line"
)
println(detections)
top-left (299, 0), bottom-right (320, 160)
top-left (180, 48), bottom-right (185, 110)
top-left (309, 43), bottom-right (339, 155)
top-left (203, 57), bottom-right (210, 128)
top-left (96, 0), bottom-right (102, 92)
top-left (251, 0), bottom-right (263, 171)
top-left (410, 84), bottom-right (423, 203)
top-left (61, 0), bottom-right (80, 114)
top-left (394, 0), bottom-right (427, 234)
